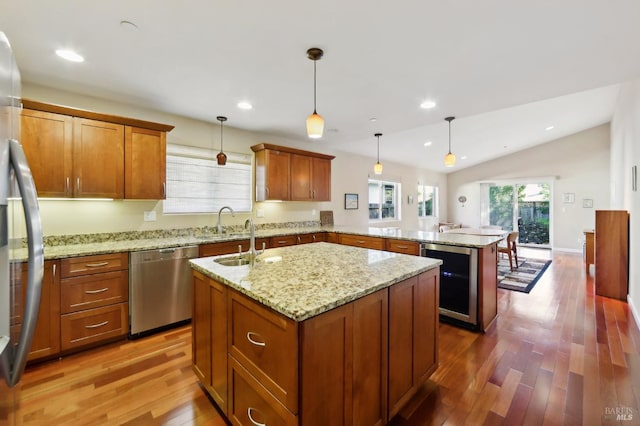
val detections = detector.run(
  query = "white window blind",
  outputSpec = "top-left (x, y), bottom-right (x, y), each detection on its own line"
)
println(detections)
top-left (163, 144), bottom-right (252, 214)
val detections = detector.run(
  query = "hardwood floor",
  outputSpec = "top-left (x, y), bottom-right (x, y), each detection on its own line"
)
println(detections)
top-left (13, 250), bottom-right (640, 425)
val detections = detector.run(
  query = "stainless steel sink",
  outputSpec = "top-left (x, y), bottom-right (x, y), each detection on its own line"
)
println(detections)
top-left (214, 255), bottom-right (250, 266)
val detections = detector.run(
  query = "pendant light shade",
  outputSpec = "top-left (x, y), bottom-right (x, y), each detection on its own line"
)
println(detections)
top-left (216, 116), bottom-right (227, 166)
top-left (374, 133), bottom-right (383, 175)
top-left (306, 47), bottom-right (324, 139)
top-left (444, 116), bottom-right (456, 167)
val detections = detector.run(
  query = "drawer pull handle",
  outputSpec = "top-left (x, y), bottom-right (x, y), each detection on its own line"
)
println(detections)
top-left (358, 240), bottom-right (365, 244)
top-left (246, 331), bottom-right (266, 347)
top-left (85, 287), bottom-right (109, 294)
top-left (85, 320), bottom-right (109, 329)
top-left (312, 235), bottom-right (316, 242)
top-left (247, 407), bottom-right (266, 426)
top-left (85, 262), bottom-right (109, 268)
top-left (396, 245), bottom-right (409, 249)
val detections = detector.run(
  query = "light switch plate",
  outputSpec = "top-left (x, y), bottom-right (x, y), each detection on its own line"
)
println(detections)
top-left (144, 211), bottom-right (157, 221)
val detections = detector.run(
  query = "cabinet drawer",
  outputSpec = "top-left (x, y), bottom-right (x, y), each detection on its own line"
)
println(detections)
top-left (296, 233), bottom-right (326, 244)
top-left (61, 303), bottom-right (128, 351)
top-left (339, 234), bottom-right (385, 250)
top-left (61, 252), bottom-right (129, 277)
top-left (228, 357), bottom-right (297, 426)
top-left (199, 238), bottom-right (270, 257)
top-left (61, 270), bottom-right (128, 314)
top-left (385, 239), bottom-right (420, 256)
top-left (228, 290), bottom-right (298, 413)
top-left (270, 235), bottom-right (297, 248)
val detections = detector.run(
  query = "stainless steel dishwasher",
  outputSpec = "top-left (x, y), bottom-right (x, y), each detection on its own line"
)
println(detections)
top-left (129, 246), bottom-right (199, 337)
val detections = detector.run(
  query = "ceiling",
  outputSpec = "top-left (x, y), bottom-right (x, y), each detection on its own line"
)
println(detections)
top-left (1, 0), bottom-right (639, 173)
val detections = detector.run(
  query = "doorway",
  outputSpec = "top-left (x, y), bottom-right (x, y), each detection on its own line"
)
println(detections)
top-left (482, 182), bottom-right (551, 248)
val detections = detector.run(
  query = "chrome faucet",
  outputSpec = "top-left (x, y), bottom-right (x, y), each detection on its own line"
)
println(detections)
top-left (245, 218), bottom-right (256, 262)
top-left (217, 206), bottom-right (235, 234)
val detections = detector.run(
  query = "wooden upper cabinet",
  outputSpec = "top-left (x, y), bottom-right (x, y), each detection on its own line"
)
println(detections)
top-left (20, 99), bottom-right (173, 199)
top-left (252, 143), bottom-right (334, 202)
top-left (21, 109), bottom-right (73, 197)
top-left (73, 117), bottom-right (125, 198)
top-left (291, 153), bottom-right (312, 200)
top-left (311, 156), bottom-right (331, 201)
top-left (125, 126), bottom-right (166, 199)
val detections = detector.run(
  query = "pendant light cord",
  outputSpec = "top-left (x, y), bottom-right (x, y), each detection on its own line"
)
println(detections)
top-left (313, 59), bottom-right (317, 113)
top-left (220, 120), bottom-right (223, 151)
top-left (448, 120), bottom-right (451, 153)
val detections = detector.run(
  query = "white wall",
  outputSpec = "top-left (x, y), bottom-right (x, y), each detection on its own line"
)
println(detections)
top-left (610, 79), bottom-right (640, 326)
top-left (22, 83), bottom-right (446, 235)
top-left (445, 124), bottom-right (611, 251)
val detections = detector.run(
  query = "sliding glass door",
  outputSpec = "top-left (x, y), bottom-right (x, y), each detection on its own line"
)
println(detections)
top-left (484, 182), bottom-right (551, 247)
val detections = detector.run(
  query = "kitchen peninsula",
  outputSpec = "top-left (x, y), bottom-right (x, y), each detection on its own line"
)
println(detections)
top-left (189, 242), bottom-right (442, 425)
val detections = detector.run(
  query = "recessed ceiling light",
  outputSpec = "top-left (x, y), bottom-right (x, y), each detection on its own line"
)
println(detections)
top-left (369, 118), bottom-right (377, 122)
top-left (423, 141), bottom-right (432, 147)
top-left (55, 49), bottom-right (84, 62)
top-left (461, 155), bottom-right (468, 160)
top-left (237, 101), bottom-right (253, 110)
top-left (545, 125), bottom-right (555, 131)
top-left (420, 100), bottom-right (437, 109)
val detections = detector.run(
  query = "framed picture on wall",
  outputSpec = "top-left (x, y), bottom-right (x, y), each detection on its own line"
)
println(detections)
top-left (345, 193), bottom-right (358, 210)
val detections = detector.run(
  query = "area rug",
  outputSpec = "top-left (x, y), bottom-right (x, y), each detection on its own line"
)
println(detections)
top-left (497, 256), bottom-right (552, 293)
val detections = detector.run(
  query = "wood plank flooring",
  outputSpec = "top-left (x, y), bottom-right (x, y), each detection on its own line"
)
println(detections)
top-left (13, 250), bottom-right (640, 425)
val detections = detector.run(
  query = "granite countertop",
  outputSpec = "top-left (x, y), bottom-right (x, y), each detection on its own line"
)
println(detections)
top-left (11, 224), bottom-right (502, 262)
top-left (190, 242), bottom-right (442, 322)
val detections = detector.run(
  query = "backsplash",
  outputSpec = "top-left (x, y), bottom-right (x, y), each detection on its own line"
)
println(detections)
top-left (38, 220), bottom-right (322, 247)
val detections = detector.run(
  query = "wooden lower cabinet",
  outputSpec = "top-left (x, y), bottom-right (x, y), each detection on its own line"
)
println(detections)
top-left (12, 260), bottom-right (62, 362)
top-left (388, 269), bottom-right (439, 419)
top-left (385, 239), bottom-right (420, 256)
top-left (199, 238), bottom-right (270, 257)
top-left (339, 234), bottom-right (386, 250)
top-left (193, 269), bottom-right (438, 425)
top-left (59, 252), bottom-right (129, 352)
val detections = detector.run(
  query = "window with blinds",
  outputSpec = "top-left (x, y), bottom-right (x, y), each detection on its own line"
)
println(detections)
top-left (163, 144), bottom-right (252, 214)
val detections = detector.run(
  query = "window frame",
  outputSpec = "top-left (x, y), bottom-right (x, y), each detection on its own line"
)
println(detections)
top-left (368, 178), bottom-right (401, 222)
top-left (417, 184), bottom-right (438, 218)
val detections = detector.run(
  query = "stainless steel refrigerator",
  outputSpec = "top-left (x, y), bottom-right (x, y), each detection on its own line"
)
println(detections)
top-left (0, 31), bottom-right (44, 424)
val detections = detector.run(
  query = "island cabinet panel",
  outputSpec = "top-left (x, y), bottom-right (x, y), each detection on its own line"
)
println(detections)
top-left (228, 290), bottom-right (299, 414)
top-left (388, 269), bottom-right (439, 419)
top-left (20, 109), bottom-right (73, 197)
top-left (192, 271), bottom-right (228, 413)
top-left (339, 234), bottom-right (386, 250)
top-left (478, 244), bottom-right (498, 331)
top-left (385, 239), bottom-right (420, 256)
top-left (124, 126), bottom-right (166, 199)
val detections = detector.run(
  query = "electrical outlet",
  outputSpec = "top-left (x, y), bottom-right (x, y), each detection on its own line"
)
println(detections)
top-left (256, 209), bottom-right (264, 218)
top-left (312, 209), bottom-right (317, 218)
top-left (143, 211), bottom-right (157, 221)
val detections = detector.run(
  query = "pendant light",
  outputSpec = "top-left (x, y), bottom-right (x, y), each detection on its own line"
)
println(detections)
top-left (306, 47), bottom-right (324, 139)
top-left (374, 133), bottom-right (383, 175)
top-left (444, 116), bottom-right (456, 167)
top-left (216, 116), bottom-right (227, 166)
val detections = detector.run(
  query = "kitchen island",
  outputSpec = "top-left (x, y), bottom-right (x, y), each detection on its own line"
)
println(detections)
top-left (190, 242), bottom-right (442, 425)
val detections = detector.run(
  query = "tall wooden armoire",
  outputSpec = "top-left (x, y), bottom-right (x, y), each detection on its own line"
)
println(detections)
top-left (595, 210), bottom-right (630, 300)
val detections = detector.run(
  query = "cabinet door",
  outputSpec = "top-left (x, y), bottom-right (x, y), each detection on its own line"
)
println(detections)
top-left (211, 278), bottom-right (228, 413)
top-left (311, 157), bottom-right (331, 201)
top-left (21, 261), bottom-right (61, 362)
top-left (388, 269), bottom-right (439, 419)
top-left (192, 271), bottom-right (212, 389)
top-left (291, 154), bottom-right (312, 200)
top-left (21, 109), bottom-right (73, 197)
top-left (255, 149), bottom-right (290, 201)
top-left (73, 117), bottom-right (124, 198)
top-left (125, 126), bottom-right (166, 199)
